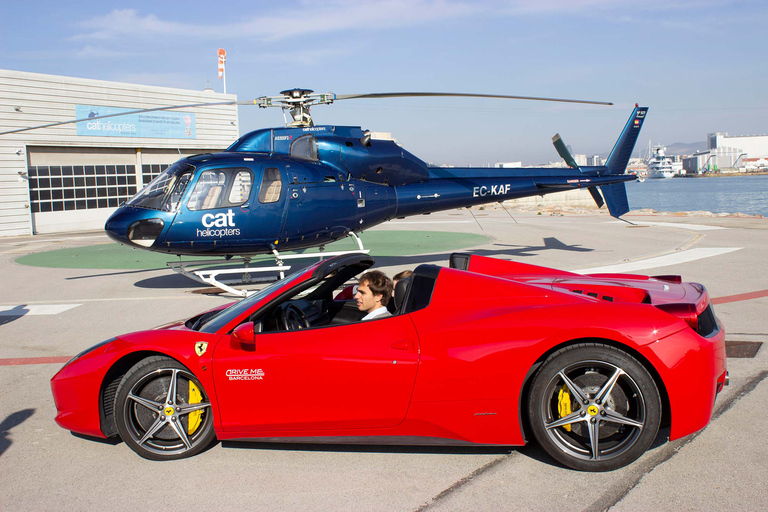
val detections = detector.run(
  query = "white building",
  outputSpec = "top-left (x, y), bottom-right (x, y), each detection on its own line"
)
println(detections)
top-left (708, 132), bottom-right (768, 158)
top-left (682, 132), bottom-right (768, 174)
top-left (0, 69), bottom-right (238, 237)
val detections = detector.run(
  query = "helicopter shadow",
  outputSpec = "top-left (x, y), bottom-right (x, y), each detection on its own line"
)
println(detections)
top-left (128, 236), bottom-right (592, 291)
top-left (374, 236), bottom-right (593, 268)
top-left (0, 409), bottom-right (35, 458)
top-left (0, 305), bottom-right (30, 327)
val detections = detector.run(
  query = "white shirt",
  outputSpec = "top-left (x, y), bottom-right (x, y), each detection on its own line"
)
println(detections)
top-left (362, 306), bottom-right (391, 321)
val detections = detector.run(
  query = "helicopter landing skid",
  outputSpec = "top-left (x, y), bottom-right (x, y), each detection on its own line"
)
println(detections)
top-left (167, 257), bottom-right (291, 297)
top-left (167, 232), bottom-right (370, 297)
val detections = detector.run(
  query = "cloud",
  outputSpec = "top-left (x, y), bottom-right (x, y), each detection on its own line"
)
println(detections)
top-left (68, 9), bottom-right (184, 41)
top-left (68, 1), bottom-right (480, 43)
top-left (74, 45), bottom-right (133, 59)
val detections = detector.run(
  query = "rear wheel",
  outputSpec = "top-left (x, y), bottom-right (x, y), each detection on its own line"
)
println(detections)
top-left (115, 356), bottom-right (215, 460)
top-left (528, 343), bottom-right (661, 472)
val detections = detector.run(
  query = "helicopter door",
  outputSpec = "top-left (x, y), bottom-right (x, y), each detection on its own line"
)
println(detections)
top-left (246, 165), bottom-right (287, 249)
top-left (163, 167), bottom-right (255, 253)
top-left (280, 175), bottom-right (358, 249)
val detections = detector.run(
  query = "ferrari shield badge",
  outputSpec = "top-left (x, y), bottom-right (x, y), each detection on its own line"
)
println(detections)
top-left (195, 341), bottom-right (208, 357)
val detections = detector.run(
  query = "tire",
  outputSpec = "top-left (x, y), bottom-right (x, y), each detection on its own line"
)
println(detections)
top-left (114, 356), bottom-right (215, 461)
top-left (528, 343), bottom-right (661, 472)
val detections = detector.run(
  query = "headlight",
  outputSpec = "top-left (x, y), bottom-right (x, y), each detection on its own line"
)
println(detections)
top-left (127, 218), bottom-right (164, 247)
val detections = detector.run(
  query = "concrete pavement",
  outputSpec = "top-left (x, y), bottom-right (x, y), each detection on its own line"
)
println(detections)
top-left (0, 208), bottom-right (766, 511)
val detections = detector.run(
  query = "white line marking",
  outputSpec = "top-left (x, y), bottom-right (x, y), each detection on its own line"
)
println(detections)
top-left (386, 220), bottom-right (476, 225)
top-left (1, 235), bottom-right (109, 246)
top-left (0, 296), bottom-right (228, 306)
top-left (576, 247), bottom-right (742, 274)
top-left (0, 304), bottom-right (81, 316)
top-left (608, 220), bottom-right (727, 231)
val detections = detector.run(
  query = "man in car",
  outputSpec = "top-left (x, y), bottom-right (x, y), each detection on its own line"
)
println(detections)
top-left (354, 270), bottom-right (393, 321)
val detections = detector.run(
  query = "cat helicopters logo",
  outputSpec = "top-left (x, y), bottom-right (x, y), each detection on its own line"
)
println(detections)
top-left (197, 209), bottom-right (240, 238)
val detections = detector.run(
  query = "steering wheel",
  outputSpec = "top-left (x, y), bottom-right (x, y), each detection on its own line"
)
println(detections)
top-left (279, 303), bottom-right (310, 331)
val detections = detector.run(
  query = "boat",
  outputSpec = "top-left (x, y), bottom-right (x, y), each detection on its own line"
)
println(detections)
top-left (646, 145), bottom-right (677, 179)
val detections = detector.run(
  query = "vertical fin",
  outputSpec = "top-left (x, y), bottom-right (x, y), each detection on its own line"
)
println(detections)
top-left (605, 106), bottom-right (648, 174)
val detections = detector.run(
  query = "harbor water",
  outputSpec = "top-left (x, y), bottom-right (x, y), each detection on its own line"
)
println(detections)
top-left (626, 175), bottom-right (768, 217)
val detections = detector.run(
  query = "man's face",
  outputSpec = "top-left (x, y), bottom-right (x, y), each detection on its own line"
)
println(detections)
top-left (354, 281), bottom-right (381, 313)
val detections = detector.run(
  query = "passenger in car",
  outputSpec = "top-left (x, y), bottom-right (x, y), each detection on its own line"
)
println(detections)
top-left (392, 270), bottom-right (413, 292)
top-left (354, 270), bottom-right (394, 321)
top-left (388, 269), bottom-right (413, 313)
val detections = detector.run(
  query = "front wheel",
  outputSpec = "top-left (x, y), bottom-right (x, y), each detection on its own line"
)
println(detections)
top-left (528, 343), bottom-right (661, 472)
top-left (114, 356), bottom-right (215, 460)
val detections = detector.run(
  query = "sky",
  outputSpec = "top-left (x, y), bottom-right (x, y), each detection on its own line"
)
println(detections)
top-left (1, 0), bottom-right (767, 166)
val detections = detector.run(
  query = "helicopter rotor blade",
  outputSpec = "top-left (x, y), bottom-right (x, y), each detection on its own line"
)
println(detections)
top-left (551, 133), bottom-right (580, 169)
top-left (0, 99), bottom-right (266, 136)
top-left (334, 92), bottom-right (613, 106)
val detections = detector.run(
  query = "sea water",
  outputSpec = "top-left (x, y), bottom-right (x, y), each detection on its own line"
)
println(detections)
top-left (626, 175), bottom-right (768, 217)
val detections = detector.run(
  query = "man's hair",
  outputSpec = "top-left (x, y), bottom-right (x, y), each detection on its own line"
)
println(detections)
top-left (359, 270), bottom-right (393, 306)
top-left (393, 269), bottom-right (413, 281)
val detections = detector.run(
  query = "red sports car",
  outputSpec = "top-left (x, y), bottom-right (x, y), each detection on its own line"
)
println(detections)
top-left (51, 253), bottom-right (728, 471)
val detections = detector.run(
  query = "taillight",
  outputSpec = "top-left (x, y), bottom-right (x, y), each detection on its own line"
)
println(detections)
top-left (657, 303), bottom-right (698, 331)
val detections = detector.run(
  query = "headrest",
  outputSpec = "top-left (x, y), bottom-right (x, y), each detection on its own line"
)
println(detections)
top-left (393, 277), bottom-right (411, 311)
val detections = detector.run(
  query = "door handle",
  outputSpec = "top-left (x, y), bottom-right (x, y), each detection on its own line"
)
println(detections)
top-left (391, 340), bottom-right (411, 351)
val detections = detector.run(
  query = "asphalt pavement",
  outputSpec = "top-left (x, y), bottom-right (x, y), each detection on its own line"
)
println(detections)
top-left (1, 207), bottom-right (766, 511)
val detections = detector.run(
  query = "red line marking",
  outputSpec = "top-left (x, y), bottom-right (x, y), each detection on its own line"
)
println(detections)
top-left (712, 289), bottom-right (768, 305)
top-left (0, 356), bottom-right (72, 366)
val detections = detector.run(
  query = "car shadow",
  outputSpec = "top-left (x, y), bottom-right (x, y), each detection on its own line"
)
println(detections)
top-left (71, 432), bottom-right (123, 445)
top-left (221, 440), bottom-right (512, 456)
top-left (0, 409), bottom-right (35, 457)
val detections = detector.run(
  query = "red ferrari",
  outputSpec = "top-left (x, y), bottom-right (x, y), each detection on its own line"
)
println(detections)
top-left (51, 253), bottom-right (728, 471)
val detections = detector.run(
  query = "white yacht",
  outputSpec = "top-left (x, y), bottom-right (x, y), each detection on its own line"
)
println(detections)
top-left (647, 145), bottom-right (676, 179)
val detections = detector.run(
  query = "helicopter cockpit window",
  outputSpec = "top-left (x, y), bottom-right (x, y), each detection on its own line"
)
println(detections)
top-left (258, 167), bottom-right (283, 204)
top-left (187, 168), bottom-right (253, 211)
top-left (126, 162), bottom-right (194, 211)
top-left (289, 135), bottom-right (318, 162)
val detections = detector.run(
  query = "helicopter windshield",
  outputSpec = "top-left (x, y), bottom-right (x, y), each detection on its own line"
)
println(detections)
top-left (127, 162), bottom-right (194, 211)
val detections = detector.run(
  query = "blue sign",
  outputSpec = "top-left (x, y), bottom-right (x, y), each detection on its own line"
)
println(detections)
top-left (75, 105), bottom-right (196, 139)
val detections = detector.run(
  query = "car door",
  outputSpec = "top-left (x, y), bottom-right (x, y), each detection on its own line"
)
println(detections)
top-left (212, 315), bottom-right (420, 433)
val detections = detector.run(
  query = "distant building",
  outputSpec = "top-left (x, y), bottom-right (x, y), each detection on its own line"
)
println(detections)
top-left (684, 132), bottom-right (768, 173)
top-left (0, 69), bottom-right (238, 237)
top-left (495, 161), bottom-right (523, 168)
top-left (708, 132), bottom-right (768, 157)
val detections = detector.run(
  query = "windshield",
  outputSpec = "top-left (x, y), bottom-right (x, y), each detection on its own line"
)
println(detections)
top-left (127, 162), bottom-right (194, 211)
top-left (198, 270), bottom-right (307, 333)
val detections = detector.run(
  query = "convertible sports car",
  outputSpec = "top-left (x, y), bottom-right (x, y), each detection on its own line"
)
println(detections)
top-left (51, 253), bottom-right (728, 471)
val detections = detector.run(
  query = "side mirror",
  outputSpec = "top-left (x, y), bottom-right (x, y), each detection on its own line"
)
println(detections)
top-left (232, 322), bottom-right (256, 345)
top-left (360, 131), bottom-right (372, 147)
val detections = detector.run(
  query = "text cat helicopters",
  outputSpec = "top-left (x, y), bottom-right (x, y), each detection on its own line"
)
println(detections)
top-left (5, 89), bottom-right (648, 293)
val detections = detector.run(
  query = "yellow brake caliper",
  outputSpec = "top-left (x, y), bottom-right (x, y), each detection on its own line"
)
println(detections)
top-left (188, 381), bottom-right (203, 435)
top-left (557, 385), bottom-right (572, 432)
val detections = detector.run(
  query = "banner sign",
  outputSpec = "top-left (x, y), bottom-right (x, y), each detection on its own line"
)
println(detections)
top-left (75, 105), bottom-right (196, 139)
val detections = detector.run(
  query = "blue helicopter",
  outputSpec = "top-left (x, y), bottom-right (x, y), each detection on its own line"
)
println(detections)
top-left (3, 89), bottom-right (647, 288)
top-left (94, 90), bottom-right (646, 260)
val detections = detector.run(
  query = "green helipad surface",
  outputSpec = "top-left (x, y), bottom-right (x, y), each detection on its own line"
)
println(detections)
top-left (16, 231), bottom-right (490, 270)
